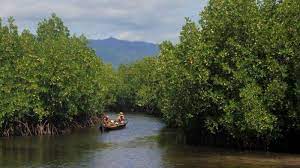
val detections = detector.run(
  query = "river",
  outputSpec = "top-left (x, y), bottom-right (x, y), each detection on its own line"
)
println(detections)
top-left (0, 113), bottom-right (299, 168)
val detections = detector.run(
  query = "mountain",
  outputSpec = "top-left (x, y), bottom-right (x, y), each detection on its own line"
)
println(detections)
top-left (88, 37), bottom-right (160, 67)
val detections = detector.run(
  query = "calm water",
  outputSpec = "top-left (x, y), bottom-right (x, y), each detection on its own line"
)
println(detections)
top-left (0, 113), bottom-right (300, 168)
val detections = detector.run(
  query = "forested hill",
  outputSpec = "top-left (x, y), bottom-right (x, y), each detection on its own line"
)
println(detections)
top-left (88, 37), bottom-right (159, 67)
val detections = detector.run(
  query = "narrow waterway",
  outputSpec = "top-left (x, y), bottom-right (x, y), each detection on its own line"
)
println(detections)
top-left (0, 113), bottom-right (299, 168)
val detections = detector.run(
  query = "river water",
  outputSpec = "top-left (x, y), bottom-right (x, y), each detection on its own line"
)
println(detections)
top-left (0, 113), bottom-right (299, 168)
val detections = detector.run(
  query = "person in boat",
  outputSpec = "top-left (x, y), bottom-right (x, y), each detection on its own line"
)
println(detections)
top-left (102, 113), bottom-right (111, 126)
top-left (117, 112), bottom-right (125, 124)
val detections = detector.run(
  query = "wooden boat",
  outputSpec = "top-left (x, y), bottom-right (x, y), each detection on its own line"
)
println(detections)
top-left (99, 120), bottom-right (128, 132)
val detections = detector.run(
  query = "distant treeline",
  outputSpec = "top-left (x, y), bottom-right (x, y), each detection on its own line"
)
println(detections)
top-left (0, 14), bottom-right (116, 136)
top-left (114, 0), bottom-right (299, 150)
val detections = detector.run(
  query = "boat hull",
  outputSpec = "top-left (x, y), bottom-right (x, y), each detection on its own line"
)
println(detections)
top-left (99, 121), bottom-right (127, 132)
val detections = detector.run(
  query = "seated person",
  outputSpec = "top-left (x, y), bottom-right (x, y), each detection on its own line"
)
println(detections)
top-left (102, 113), bottom-right (110, 126)
top-left (117, 112), bottom-right (125, 124)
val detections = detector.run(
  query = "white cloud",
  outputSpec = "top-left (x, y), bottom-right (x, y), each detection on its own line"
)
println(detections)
top-left (0, 0), bottom-right (208, 43)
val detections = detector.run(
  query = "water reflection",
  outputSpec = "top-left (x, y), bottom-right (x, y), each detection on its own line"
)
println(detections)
top-left (158, 128), bottom-right (300, 168)
top-left (0, 128), bottom-right (106, 168)
top-left (0, 113), bottom-right (299, 168)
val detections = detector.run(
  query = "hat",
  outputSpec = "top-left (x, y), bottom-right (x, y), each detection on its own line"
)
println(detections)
top-left (119, 112), bottom-right (124, 115)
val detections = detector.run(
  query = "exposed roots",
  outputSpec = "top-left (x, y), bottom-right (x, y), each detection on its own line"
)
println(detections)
top-left (0, 115), bottom-right (101, 137)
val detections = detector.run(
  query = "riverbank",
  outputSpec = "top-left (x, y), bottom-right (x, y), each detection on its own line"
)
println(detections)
top-left (0, 115), bottom-right (101, 137)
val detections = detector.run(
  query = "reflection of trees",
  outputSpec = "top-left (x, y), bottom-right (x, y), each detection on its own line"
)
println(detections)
top-left (0, 128), bottom-right (106, 167)
top-left (157, 128), bottom-right (187, 148)
top-left (157, 128), bottom-right (288, 168)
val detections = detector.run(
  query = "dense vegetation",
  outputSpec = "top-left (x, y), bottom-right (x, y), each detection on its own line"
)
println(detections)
top-left (115, 0), bottom-right (299, 149)
top-left (0, 14), bottom-right (115, 136)
top-left (113, 57), bottom-right (160, 113)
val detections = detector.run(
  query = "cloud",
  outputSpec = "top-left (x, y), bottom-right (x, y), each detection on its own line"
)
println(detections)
top-left (0, 0), bottom-right (208, 43)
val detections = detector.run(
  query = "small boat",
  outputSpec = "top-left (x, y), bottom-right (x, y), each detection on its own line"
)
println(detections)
top-left (100, 120), bottom-right (128, 132)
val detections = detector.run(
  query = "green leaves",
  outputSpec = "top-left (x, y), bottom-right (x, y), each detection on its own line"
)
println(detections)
top-left (0, 15), bottom-right (113, 135)
top-left (127, 0), bottom-right (300, 145)
top-left (114, 57), bottom-right (160, 113)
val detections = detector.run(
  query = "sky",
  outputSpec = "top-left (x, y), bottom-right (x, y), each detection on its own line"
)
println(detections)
top-left (0, 0), bottom-right (208, 43)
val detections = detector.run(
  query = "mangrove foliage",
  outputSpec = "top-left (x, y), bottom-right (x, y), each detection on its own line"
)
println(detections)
top-left (0, 14), bottom-right (115, 136)
top-left (115, 0), bottom-right (300, 149)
